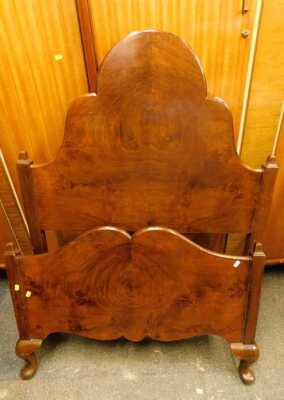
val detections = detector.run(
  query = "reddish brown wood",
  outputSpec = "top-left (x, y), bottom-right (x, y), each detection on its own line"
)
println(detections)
top-left (244, 242), bottom-right (266, 344)
top-left (9, 31), bottom-right (278, 383)
top-left (15, 339), bottom-right (42, 380)
top-left (230, 343), bottom-right (259, 384)
top-left (5, 242), bottom-right (29, 337)
top-left (75, 0), bottom-right (97, 92)
top-left (27, 31), bottom-right (264, 235)
top-left (17, 151), bottom-right (47, 254)
top-left (252, 155), bottom-right (278, 244)
top-left (9, 227), bottom-right (250, 343)
top-left (230, 242), bottom-right (266, 385)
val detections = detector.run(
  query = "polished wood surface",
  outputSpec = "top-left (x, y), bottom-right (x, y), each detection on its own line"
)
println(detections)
top-left (7, 226), bottom-right (264, 382)
top-left (231, 342), bottom-right (259, 385)
top-left (8, 31), bottom-right (276, 383)
top-left (0, 0), bottom-right (87, 262)
top-left (12, 227), bottom-right (250, 342)
top-left (89, 0), bottom-right (257, 132)
top-left (15, 339), bottom-right (43, 380)
top-left (24, 31), bottom-right (263, 235)
top-left (265, 115), bottom-right (284, 262)
top-left (240, 0), bottom-right (284, 263)
top-left (75, 0), bottom-right (97, 92)
top-left (241, 0), bottom-right (284, 168)
top-left (0, 0), bottom-right (87, 190)
top-left (17, 152), bottom-right (47, 255)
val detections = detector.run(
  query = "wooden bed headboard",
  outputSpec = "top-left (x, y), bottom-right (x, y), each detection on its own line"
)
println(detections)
top-left (17, 30), bottom-right (277, 253)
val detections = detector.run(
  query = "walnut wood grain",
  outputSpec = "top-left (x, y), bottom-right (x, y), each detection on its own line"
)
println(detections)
top-left (8, 227), bottom-right (250, 343)
top-left (10, 30), bottom-right (277, 383)
top-left (17, 152), bottom-right (47, 254)
top-left (23, 30), bottom-right (263, 235)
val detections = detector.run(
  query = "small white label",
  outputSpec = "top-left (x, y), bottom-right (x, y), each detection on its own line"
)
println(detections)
top-left (233, 260), bottom-right (241, 268)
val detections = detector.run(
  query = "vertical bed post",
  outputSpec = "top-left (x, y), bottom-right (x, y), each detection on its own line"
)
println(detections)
top-left (5, 242), bottom-right (43, 379)
top-left (252, 155), bottom-right (278, 245)
top-left (231, 242), bottom-right (265, 384)
top-left (17, 151), bottom-right (47, 254)
top-left (231, 155), bottom-right (278, 384)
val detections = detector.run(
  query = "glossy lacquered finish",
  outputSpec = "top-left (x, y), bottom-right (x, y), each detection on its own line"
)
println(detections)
top-left (21, 31), bottom-right (267, 237)
top-left (6, 227), bottom-right (264, 384)
top-left (88, 0), bottom-right (257, 132)
top-left (7, 31), bottom-right (277, 383)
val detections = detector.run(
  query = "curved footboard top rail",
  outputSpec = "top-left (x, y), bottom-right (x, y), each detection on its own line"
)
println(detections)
top-left (7, 226), bottom-right (250, 343)
top-left (16, 30), bottom-right (278, 253)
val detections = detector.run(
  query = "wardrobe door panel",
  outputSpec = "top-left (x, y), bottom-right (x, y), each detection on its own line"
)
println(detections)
top-left (0, 0), bottom-right (87, 190)
top-left (241, 0), bottom-right (284, 263)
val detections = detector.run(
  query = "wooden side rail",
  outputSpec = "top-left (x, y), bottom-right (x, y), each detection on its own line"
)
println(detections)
top-left (6, 226), bottom-right (265, 383)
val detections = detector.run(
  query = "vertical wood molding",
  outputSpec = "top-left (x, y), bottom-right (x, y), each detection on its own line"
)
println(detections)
top-left (75, 0), bottom-right (98, 92)
top-left (264, 103), bottom-right (284, 264)
top-left (237, 0), bottom-right (263, 153)
top-left (271, 101), bottom-right (284, 157)
top-left (17, 152), bottom-right (47, 255)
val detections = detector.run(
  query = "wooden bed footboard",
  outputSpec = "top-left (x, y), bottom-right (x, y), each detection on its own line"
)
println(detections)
top-left (6, 226), bottom-right (265, 383)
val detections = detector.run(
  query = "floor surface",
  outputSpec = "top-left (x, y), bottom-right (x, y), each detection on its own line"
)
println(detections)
top-left (0, 267), bottom-right (283, 400)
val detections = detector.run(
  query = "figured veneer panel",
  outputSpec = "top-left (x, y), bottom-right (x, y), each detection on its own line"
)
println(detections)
top-left (28, 31), bottom-right (262, 235)
top-left (20, 227), bottom-right (249, 342)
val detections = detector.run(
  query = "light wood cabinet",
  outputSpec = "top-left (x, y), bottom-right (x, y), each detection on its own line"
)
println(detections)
top-left (0, 0), bottom-right (87, 259)
top-left (0, 0), bottom-right (87, 190)
top-left (241, 0), bottom-right (284, 263)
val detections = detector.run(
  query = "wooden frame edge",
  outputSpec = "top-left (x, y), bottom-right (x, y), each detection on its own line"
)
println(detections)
top-left (75, 0), bottom-right (98, 92)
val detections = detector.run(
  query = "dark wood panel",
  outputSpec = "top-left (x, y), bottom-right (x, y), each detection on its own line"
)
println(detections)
top-left (6, 31), bottom-right (274, 383)
top-left (25, 31), bottom-right (262, 234)
top-left (12, 227), bottom-right (249, 342)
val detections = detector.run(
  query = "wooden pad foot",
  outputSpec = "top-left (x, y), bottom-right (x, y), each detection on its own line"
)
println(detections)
top-left (16, 339), bottom-right (43, 380)
top-left (230, 343), bottom-right (259, 385)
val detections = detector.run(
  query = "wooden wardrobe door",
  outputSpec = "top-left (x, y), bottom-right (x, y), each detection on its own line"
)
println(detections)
top-left (0, 1), bottom-right (88, 259)
top-left (0, 0), bottom-right (87, 192)
top-left (88, 0), bottom-right (257, 135)
top-left (240, 0), bottom-right (284, 264)
top-left (264, 113), bottom-right (284, 264)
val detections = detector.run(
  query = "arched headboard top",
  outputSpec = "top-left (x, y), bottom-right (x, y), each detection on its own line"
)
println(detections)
top-left (62, 30), bottom-right (232, 151)
top-left (23, 30), bottom-right (265, 235)
top-left (98, 29), bottom-right (207, 98)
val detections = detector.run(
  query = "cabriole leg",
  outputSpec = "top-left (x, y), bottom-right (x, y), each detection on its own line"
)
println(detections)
top-left (230, 342), bottom-right (259, 385)
top-left (16, 339), bottom-right (43, 380)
